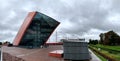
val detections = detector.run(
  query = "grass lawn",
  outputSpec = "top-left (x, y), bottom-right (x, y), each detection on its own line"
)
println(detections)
top-left (92, 49), bottom-right (107, 61)
top-left (91, 44), bottom-right (120, 51)
top-left (90, 44), bottom-right (120, 61)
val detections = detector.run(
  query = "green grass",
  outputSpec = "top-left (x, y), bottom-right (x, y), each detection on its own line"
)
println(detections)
top-left (92, 50), bottom-right (107, 61)
top-left (90, 44), bottom-right (120, 61)
top-left (92, 44), bottom-right (120, 51)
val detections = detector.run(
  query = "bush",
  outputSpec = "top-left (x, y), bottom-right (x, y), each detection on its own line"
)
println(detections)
top-left (89, 39), bottom-right (98, 45)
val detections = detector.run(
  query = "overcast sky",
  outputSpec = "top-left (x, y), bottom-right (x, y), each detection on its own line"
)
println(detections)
top-left (0, 0), bottom-right (120, 43)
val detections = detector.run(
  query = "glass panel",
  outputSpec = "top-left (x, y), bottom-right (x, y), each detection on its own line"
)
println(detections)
top-left (19, 12), bottom-right (59, 48)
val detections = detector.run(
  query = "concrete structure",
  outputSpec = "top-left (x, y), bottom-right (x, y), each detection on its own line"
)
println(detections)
top-left (63, 39), bottom-right (90, 60)
top-left (13, 11), bottom-right (60, 48)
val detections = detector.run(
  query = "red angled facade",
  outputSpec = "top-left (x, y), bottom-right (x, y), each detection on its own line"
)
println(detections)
top-left (13, 11), bottom-right (60, 48)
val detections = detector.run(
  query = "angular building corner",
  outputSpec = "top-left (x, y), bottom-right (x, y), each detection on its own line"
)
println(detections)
top-left (13, 11), bottom-right (60, 48)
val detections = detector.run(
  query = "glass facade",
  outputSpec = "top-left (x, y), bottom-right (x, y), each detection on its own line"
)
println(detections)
top-left (19, 12), bottom-right (60, 48)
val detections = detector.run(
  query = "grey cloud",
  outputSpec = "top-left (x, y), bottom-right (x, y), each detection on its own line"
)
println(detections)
top-left (0, 0), bottom-right (120, 42)
top-left (53, 0), bottom-right (110, 34)
top-left (0, 30), bottom-right (15, 41)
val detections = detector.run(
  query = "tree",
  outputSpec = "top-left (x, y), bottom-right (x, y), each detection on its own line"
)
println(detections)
top-left (89, 39), bottom-right (98, 45)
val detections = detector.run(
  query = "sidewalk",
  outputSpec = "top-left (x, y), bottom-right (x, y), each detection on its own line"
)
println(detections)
top-left (89, 49), bottom-right (101, 61)
top-left (0, 48), bottom-right (2, 61)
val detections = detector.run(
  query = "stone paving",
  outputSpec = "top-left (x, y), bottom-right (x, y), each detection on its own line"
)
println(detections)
top-left (2, 46), bottom-right (101, 61)
top-left (89, 49), bottom-right (101, 61)
top-left (0, 48), bottom-right (1, 61)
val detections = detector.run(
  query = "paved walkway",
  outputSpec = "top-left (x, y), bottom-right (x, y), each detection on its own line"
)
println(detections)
top-left (0, 48), bottom-right (1, 61)
top-left (89, 49), bottom-right (101, 61)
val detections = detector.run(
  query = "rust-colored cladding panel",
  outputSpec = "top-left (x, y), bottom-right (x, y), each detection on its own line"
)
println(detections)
top-left (13, 12), bottom-right (36, 46)
top-left (49, 53), bottom-right (63, 58)
top-left (49, 50), bottom-right (63, 58)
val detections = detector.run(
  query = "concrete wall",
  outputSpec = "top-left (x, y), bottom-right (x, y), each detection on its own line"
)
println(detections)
top-left (63, 41), bottom-right (90, 60)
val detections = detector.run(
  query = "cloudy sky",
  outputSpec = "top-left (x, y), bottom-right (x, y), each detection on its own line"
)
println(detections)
top-left (0, 0), bottom-right (120, 43)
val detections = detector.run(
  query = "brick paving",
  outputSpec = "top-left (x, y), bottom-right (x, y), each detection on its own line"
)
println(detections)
top-left (2, 46), bottom-right (101, 61)
top-left (0, 48), bottom-right (1, 61)
top-left (2, 45), bottom-right (64, 61)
